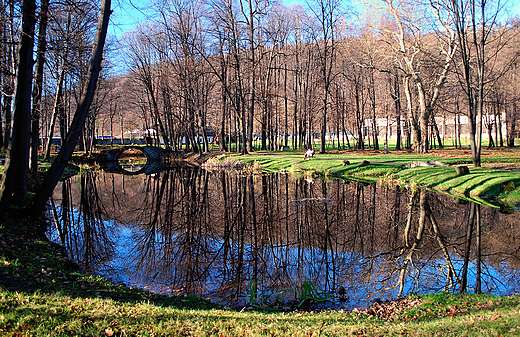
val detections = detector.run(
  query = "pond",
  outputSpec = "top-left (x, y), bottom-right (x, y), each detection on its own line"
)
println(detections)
top-left (47, 167), bottom-right (520, 309)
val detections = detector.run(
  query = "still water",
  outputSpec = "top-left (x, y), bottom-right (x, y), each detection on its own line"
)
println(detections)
top-left (47, 168), bottom-right (520, 309)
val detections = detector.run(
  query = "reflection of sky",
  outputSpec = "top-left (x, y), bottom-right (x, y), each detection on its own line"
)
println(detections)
top-left (47, 201), bottom-right (520, 309)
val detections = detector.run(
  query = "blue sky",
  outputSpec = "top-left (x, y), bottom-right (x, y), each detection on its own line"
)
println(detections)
top-left (108, 0), bottom-right (520, 40)
top-left (109, 0), bottom-right (151, 39)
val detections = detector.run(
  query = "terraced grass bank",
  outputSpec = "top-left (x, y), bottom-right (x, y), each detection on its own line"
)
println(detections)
top-left (224, 148), bottom-right (520, 209)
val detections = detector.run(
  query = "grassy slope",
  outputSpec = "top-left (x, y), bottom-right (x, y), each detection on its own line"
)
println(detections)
top-left (229, 149), bottom-right (520, 208)
top-left (1, 223), bottom-right (519, 336)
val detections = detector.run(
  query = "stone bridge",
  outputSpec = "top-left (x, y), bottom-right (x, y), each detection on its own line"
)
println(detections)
top-left (104, 146), bottom-right (168, 163)
top-left (99, 146), bottom-right (186, 175)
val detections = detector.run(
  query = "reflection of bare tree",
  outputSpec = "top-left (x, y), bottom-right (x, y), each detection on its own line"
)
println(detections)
top-left (428, 198), bottom-right (459, 291)
top-left (49, 172), bottom-right (115, 271)
top-left (79, 173), bottom-right (115, 270)
top-left (403, 189), bottom-right (418, 248)
top-left (475, 204), bottom-right (482, 293)
top-left (461, 203), bottom-right (476, 293)
top-left (130, 170), bottom-right (167, 283)
top-left (50, 170), bottom-right (520, 308)
top-left (396, 190), bottom-right (427, 297)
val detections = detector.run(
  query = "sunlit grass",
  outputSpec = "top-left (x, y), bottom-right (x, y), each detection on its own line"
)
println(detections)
top-left (228, 148), bottom-right (520, 209)
top-left (397, 166), bottom-right (520, 201)
top-left (1, 286), bottom-right (519, 336)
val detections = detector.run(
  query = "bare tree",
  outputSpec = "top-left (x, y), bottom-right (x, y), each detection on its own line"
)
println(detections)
top-left (1, 0), bottom-right (16, 150)
top-left (30, 0), bottom-right (50, 177)
top-left (363, 0), bottom-right (457, 153)
top-left (307, 0), bottom-right (343, 153)
top-left (0, 0), bottom-right (36, 209)
top-left (449, 0), bottom-right (510, 166)
top-left (31, 0), bottom-right (112, 216)
top-left (124, 25), bottom-right (173, 148)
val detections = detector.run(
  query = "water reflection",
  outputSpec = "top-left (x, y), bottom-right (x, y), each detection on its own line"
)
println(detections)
top-left (48, 169), bottom-right (520, 308)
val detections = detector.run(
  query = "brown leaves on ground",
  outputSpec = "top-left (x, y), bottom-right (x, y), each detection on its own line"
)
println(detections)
top-left (352, 298), bottom-right (423, 321)
top-left (354, 296), bottom-right (510, 324)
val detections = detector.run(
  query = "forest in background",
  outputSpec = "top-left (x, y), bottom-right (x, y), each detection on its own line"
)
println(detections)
top-left (0, 0), bottom-right (519, 212)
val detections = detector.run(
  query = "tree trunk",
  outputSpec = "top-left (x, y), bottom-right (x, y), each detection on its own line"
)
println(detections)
top-left (393, 73), bottom-right (402, 151)
top-left (30, 0), bottom-right (50, 178)
top-left (0, 0), bottom-right (37, 209)
top-left (31, 0), bottom-right (112, 216)
top-left (44, 64), bottom-right (66, 161)
top-left (403, 76), bottom-right (420, 152)
top-left (498, 106), bottom-right (503, 147)
top-left (369, 70), bottom-right (379, 150)
top-left (1, 1), bottom-right (15, 150)
top-left (431, 114), bottom-right (443, 149)
top-left (507, 102), bottom-right (516, 147)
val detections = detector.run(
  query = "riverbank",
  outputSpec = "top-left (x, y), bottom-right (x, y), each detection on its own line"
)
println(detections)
top-left (1, 215), bottom-right (519, 336)
top-left (2, 148), bottom-right (520, 335)
top-left (225, 148), bottom-right (520, 209)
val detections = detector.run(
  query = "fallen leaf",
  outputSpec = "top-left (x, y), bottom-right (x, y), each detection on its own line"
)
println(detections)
top-left (105, 328), bottom-right (114, 336)
top-left (490, 314), bottom-right (502, 321)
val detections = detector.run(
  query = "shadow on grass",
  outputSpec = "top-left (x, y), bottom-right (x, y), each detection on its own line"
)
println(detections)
top-left (0, 215), bottom-right (218, 311)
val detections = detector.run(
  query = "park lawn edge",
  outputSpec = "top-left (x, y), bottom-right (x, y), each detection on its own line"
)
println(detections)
top-left (226, 151), bottom-right (520, 210)
top-left (1, 216), bottom-right (520, 336)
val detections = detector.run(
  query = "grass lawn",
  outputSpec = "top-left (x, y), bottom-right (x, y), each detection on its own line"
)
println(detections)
top-left (223, 148), bottom-right (520, 209)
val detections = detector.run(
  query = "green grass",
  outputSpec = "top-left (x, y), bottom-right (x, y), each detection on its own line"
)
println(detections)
top-left (397, 166), bottom-right (520, 205)
top-left (0, 293), bottom-right (516, 336)
top-left (227, 149), bottom-right (520, 209)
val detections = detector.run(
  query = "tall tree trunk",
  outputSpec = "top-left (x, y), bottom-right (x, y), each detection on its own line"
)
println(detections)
top-left (403, 76), bottom-right (420, 152)
top-left (30, 0), bottom-right (50, 177)
top-left (393, 73), bottom-right (402, 150)
top-left (219, 61), bottom-right (228, 151)
top-left (431, 114), bottom-right (444, 149)
top-left (497, 101), bottom-right (503, 147)
top-left (284, 64), bottom-right (288, 148)
top-left (1, 0), bottom-right (15, 150)
top-left (31, 0), bottom-right (112, 216)
top-left (0, 0), bottom-right (37, 209)
top-left (507, 102), bottom-right (516, 147)
top-left (369, 70), bottom-right (379, 150)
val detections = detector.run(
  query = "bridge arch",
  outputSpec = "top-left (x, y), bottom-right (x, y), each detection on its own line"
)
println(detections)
top-left (105, 146), bottom-right (166, 175)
